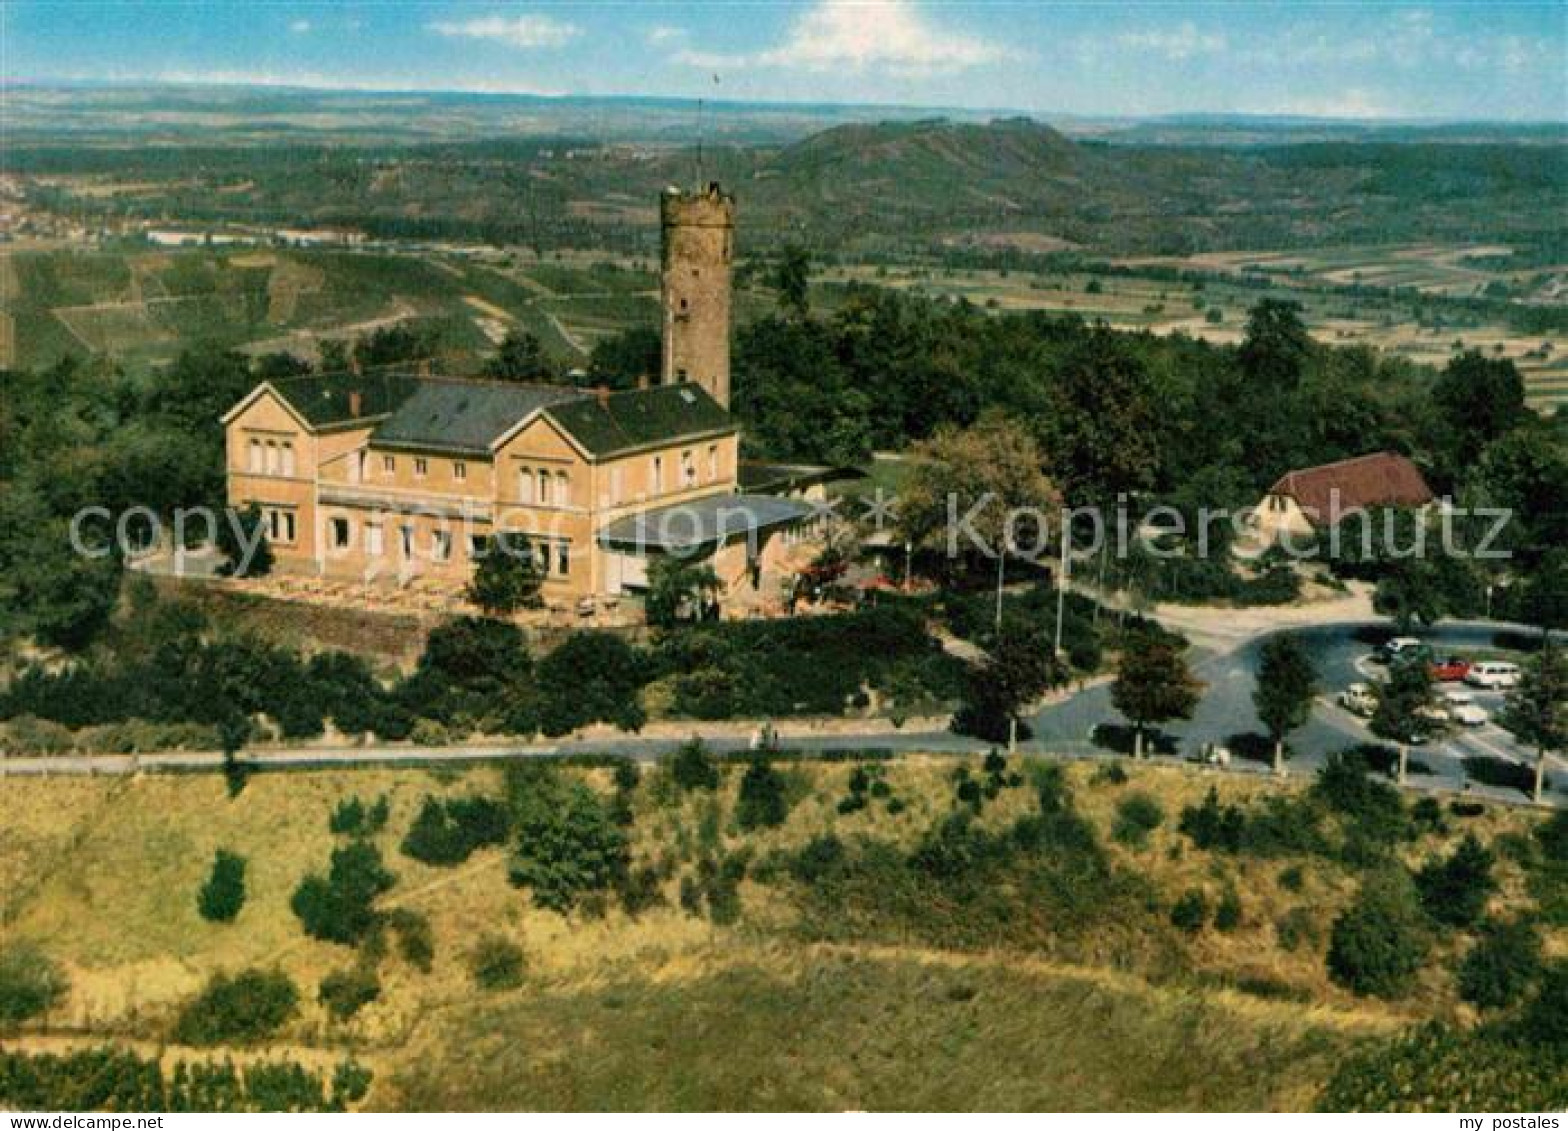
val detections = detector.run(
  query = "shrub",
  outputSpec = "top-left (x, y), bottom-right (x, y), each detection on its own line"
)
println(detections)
top-left (197, 849), bottom-right (247, 923)
top-left (400, 795), bottom-right (510, 866)
top-left (1178, 787), bottom-right (1245, 851)
top-left (387, 908), bottom-right (434, 973)
top-left (318, 967), bottom-right (380, 1021)
top-left (0, 943), bottom-right (68, 1027)
top-left (469, 936), bottom-right (525, 991)
top-left (291, 841), bottom-right (395, 945)
top-left (1215, 888), bottom-right (1243, 932)
top-left (1518, 961), bottom-right (1568, 1048)
top-left (329, 795), bottom-right (389, 837)
top-left (735, 759), bottom-right (791, 831)
top-left (1170, 888), bottom-right (1210, 933)
top-left (1112, 793), bottom-right (1164, 848)
top-left (534, 631), bottom-right (648, 735)
top-left (670, 738), bottom-right (719, 792)
top-left (1416, 834), bottom-right (1496, 928)
top-left (1327, 870), bottom-right (1430, 997)
top-left (1317, 1022), bottom-right (1568, 1112)
top-left (1458, 919), bottom-right (1543, 1009)
top-left (1276, 906), bottom-right (1321, 952)
top-left (173, 969), bottom-right (298, 1045)
top-left (1314, 749), bottom-right (1408, 844)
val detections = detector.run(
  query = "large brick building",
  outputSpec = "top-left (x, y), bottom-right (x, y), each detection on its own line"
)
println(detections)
top-left (222, 184), bottom-right (821, 609)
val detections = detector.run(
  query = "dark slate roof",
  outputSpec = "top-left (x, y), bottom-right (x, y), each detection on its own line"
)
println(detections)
top-left (268, 372), bottom-right (419, 427)
top-left (598, 493), bottom-right (814, 551)
top-left (371, 381), bottom-right (583, 455)
top-left (545, 383), bottom-right (735, 458)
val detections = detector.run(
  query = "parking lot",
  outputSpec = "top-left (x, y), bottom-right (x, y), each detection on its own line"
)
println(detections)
top-left (1028, 620), bottom-right (1561, 805)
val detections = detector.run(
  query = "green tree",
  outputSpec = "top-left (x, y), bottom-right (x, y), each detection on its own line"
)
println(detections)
top-left (1371, 658), bottom-right (1438, 783)
top-left (197, 849), bottom-right (247, 923)
top-left (464, 535), bottom-right (544, 616)
top-left (1327, 869), bottom-right (1431, 998)
top-left (773, 243), bottom-right (811, 319)
top-left (469, 935), bottom-right (526, 990)
top-left (291, 841), bottom-right (395, 946)
top-left (735, 759), bottom-right (791, 830)
top-left (897, 411), bottom-right (1060, 589)
top-left (587, 327), bottom-right (661, 389)
top-left (507, 776), bottom-right (629, 912)
top-left (483, 330), bottom-right (554, 383)
top-left (1432, 351), bottom-right (1527, 471)
top-left (1111, 638), bottom-right (1203, 758)
top-left (1500, 639), bottom-right (1568, 804)
top-left (535, 631), bottom-right (647, 735)
top-left (645, 554), bottom-right (720, 628)
top-left (1458, 918), bottom-right (1543, 1009)
top-left (670, 738), bottom-right (720, 792)
top-left (1039, 326), bottom-right (1161, 505)
top-left (215, 503), bottom-right (274, 579)
top-left (1415, 833), bottom-right (1495, 928)
top-left (1253, 633), bottom-right (1317, 774)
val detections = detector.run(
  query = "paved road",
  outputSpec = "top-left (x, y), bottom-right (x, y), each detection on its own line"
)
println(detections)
top-left (3, 618), bottom-right (1559, 809)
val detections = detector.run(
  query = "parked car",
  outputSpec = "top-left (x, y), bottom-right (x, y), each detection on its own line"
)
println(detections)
top-left (1429, 656), bottom-right (1472, 682)
top-left (1415, 703), bottom-right (1453, 728)
top-left (1442, 691), bottom-right (1489, 727)
top-left (1338, 683), bottom-right (1378, 717)
top-left (1377, 637), bottom-right (1429, 663)
top-left (1466, 661), bottom-right (1522, 690)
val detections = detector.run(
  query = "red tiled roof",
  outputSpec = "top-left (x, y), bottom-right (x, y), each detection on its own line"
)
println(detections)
top-left (1267, 452), bottom-right (1434, 523)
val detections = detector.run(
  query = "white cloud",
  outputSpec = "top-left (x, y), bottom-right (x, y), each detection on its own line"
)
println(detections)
top-left (1267, 88), bottom-right (1401, 120)
top-left (673, 0), bottom-right (1017, 76)
top-left (1117, 21), bottom-right (1226, 61)
top-left (428, 13), bottom-right (581, 49)
top-left (646, 25), bottom-right (686, 46)
top-left (289, 19), bottom-right (311, 34)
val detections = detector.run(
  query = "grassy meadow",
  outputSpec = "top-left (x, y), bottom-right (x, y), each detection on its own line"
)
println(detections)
top-left (2, 754), bottom-right (1560, 1110)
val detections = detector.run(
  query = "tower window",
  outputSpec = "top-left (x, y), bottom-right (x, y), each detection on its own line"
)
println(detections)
top-left (330, 517), bottom-right (350, 549)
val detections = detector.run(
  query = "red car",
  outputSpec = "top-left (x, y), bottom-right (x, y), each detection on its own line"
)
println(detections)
top-left (1429, 656), bottom-right (1472, 682)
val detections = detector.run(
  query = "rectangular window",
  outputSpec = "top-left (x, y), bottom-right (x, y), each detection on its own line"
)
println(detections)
top-left (399, 525), bottom-right (414, 558)
top-left (556, 540), bottom-right (570, 577)
top-left (707, 444), bottom-right (718, 481)
top-left (538, 469), bottom-right (551, 506)
top-left (556, 471), bottom-right (570, 507)
top-left (265, 441), bottom-right (279, 475)
top-left (383, 454), bottom-right (395, 475)
top-left (454, 461), bottom-right (467, 482)
top-left (366, 524), bottom-right (384, 556)
top-left (432, 530), bottom-right (451, 561)
top-left (267, 508), bottom-right (296, 545)
top-left (519, 467), bottom-right (535, 503)
top-left (469, 534), bottom-right (487, 558)
top-left (414, 457), bottom-right (428, 478)
top-left (681, 450), bottom-right (696, 487)
top-left (247, 438), bottom-right (262, 473)
top-left (330, 517), bottom-right (350, 549)
top-left (652, 455), bottom-right (663, 492)
top-left (281, 442), bottom-right (295, 477)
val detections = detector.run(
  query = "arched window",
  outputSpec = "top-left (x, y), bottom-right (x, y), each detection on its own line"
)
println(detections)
top-left (556, 471), bottom-right (570, 506)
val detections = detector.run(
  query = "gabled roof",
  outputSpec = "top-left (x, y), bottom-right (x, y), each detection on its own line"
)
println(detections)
top-left (225, 373), bottom-right (736, 459)
top-left (543, 383), bottom-right (735, 458)
top-left (267, 372), bottom-right (420, 428)
top-left (1268, 451), bottom-right (1435, 522)
top-left (373, 380), bottom-right (582, 455)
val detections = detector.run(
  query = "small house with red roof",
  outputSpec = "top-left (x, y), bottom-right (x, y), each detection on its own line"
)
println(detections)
top-left (1252, 451), bottom-right (1435, 540)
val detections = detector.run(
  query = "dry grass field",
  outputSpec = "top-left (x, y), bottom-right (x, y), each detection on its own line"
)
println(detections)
top-left (2, 755), bottom-right (1560, 1110)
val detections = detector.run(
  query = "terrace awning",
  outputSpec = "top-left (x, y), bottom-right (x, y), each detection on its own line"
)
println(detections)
top-left (597, 494), bottom-right (814, 553)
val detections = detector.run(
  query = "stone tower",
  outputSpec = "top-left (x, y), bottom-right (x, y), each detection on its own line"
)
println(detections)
top-left (660, 182), bottom-right (734, 408)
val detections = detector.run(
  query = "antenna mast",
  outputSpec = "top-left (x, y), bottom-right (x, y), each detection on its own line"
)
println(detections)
top-left (695, 73), bottom-right (720, 187)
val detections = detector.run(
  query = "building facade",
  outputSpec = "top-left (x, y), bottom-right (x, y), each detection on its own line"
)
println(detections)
top-left (222, 182), bottom-right (823, 610)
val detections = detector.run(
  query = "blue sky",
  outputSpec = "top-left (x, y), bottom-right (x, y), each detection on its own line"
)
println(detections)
top-left (5, 1), bottom-right (1565, 120)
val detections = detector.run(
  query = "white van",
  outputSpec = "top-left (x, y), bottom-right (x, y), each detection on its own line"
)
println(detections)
top-left (1465, 661), bottom-right (1521, 690)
